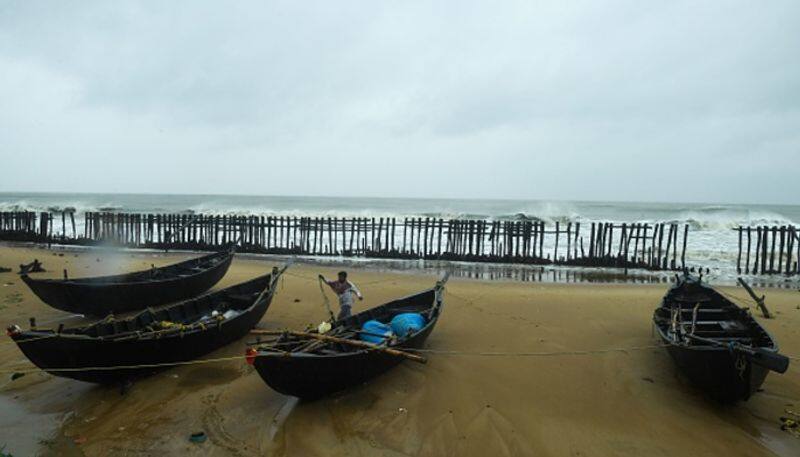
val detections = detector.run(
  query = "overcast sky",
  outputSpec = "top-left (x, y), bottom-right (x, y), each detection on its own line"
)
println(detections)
top-left (0, 1), bottom-right (798, 204)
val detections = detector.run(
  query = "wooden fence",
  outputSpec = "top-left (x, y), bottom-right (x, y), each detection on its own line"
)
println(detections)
top-left (2, 210), bottom-right (692, 272)
top-left (735, 225), bottom-right (799, 275)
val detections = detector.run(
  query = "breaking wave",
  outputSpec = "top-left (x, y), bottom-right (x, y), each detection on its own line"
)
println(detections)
top-left (1, 194), bottom-right (797, 231)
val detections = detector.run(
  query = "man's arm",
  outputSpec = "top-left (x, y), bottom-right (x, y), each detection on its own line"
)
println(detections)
top-left (349, 281), bottom-right (364, 300)
top-left (318, 275), bottom-right (335, 290)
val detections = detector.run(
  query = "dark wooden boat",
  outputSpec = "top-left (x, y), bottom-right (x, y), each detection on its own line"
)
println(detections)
top-left (7, 265), bottom-right (287, 384)
top-left (250, 274), bottom-right (449, 399)
top-left (653, 273), bottom-right (789, 402)
top-left (21, 248), bottom-right (234, 316)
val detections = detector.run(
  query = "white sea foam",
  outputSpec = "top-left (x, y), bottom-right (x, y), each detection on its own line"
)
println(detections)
top-left (2, 193), bottom-right (798, 282)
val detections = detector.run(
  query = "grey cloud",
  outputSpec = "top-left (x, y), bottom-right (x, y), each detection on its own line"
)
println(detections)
top-left (0, 0), bottom-right (798, 203)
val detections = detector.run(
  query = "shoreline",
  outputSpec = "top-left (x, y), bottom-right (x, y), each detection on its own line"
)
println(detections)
top-left (0, 244), bottom-right (798, 456)
top-left (3, 240), bottom-right (799, 290)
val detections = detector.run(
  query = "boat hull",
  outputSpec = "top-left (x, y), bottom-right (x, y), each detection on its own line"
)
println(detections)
top-left (653, 274), bottom-right (781, 403)
top-left (660, 336), bottom-right (770, 402)
top-left (253, 321), bottom-right (437, 399)
top-left (11, 273), bottom-right (278, 384)
top-left (22, 251), bottom-right (233, 315)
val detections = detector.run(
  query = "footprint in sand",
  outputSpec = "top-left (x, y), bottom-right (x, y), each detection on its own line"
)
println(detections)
top-left (419, 406), bottom-right (534, 457)
top-left (418, 411), bottom-right (460, 457)
top-left (200, 393), bottom-right (252, 457)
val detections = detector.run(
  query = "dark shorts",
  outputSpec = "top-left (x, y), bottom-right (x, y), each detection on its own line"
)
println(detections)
top-left (337, 305), bottom-right (352, 320)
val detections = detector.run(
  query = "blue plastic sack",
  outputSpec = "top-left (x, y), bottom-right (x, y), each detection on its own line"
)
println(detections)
top-left (360, 320), bottom-right (393, 344)
top-left (390, 313), bottom-right (426, 337)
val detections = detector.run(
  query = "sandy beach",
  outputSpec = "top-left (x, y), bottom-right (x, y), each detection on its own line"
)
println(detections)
top-left (0, 243), bottom-right (798, 456)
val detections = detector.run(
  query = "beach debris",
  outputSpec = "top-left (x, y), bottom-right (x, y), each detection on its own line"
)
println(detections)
top-left (10, 372), bottom-right (25, 381)
top-left (73, 436), bottom-right (87, 446)
top-left (641, 377), bottom-right (655, 383)
top-left (398, 407), bottom-right (407, 414)
top-left (781, 410), bottom-right (800, 437)
top-left (2, 292), bottom-right (22, 309)
top-left (737, 277), bottom-right (771, 318)
top-left (317, 321), bottom-right (332, 334)
top-left (0, 444), bottom-right (12, 457)
top-left (0, 267), bottom-right (11, 273)
top-left (294, 298), bottom-right (301, 303)
top-left (189, 432), bottom-right (207, 444)
top-left (18, 259), bottom-right (44, 274)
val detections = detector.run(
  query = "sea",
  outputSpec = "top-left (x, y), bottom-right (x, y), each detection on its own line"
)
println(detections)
top-left (1, 192), bottom-right (799, 285)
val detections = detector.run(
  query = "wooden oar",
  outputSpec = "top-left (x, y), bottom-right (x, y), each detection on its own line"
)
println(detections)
top-left (685, 333), bottom-right (790, 374)
top-left (250, 329), bottom-right (427, 364)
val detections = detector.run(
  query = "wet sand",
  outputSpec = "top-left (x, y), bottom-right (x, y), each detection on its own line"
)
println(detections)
top-left (0, 243), bottom-right (799, 456)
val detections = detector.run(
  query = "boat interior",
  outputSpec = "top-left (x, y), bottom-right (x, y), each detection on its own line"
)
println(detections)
top-left (47, 275), bottom-right (269, 338)
top-left (654, 283), bottom-right (773, 348)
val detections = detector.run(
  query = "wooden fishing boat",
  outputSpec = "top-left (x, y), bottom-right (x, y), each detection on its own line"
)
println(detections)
top-left (653, 273), bottom-right (789, 402)
top-left (249, 274), bottom-right (449, 399)
top-left (7, 265), bottom-right (287, 384)
top-left (21, 248), bottom-right (234, 316)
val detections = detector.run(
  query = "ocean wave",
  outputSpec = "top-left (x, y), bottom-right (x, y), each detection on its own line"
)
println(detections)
top-left (1, 197), bottom-right (797, 232)
top-left (667, 209), bottom-right (797, 231)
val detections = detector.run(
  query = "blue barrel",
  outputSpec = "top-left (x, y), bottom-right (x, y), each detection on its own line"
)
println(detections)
top-left (360, 320), bottom-right (393, 344)
top-left (390, 313), bottom-right (426, 337)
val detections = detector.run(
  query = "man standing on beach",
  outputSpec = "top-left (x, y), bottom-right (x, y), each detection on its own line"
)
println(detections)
top-left (319, 271), bottom-right (363, 320)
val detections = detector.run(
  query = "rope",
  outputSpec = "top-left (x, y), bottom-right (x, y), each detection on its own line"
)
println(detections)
top-left (284, 271), bottom-right (317, 283)
top-left (284, 271), bottom-right (396, 287)
top-left (405, 344), bottom-right (669, 357)
top-left (36, 313), bottom-right (85, 325)
top-left (357, 277), bottom-right (399, 286)
top-left (0, 354), bottom-right (248, 375)
top-left (317, 276), bottom-right (336, 322)
top-left (1, 342), bottom-right (797, 375)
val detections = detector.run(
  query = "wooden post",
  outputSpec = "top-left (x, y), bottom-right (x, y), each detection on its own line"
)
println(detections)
top-left (554, 221), bottom-right (560, 262)
top-left (538, 221), bottom-right (544, 260)
top-left (437, 218), bottom-right (444, 256)
top-left (745, 227), bottom-right (751, 274)
top-left (349, 218), bottom-right (356, 253)
top-left (736, 226), bottom-right (742, 274)
top-left (769, 226), bottom-right (777, 273)
top-left (663, 224), bottom-right (673, 269)
top-left (761, 226), bottom-right (768, 274)
top-left (737, 277), bottom-right (771, 318)
top-left (392, 218), bottom-right (397, 253)
top-left (785, 226), bottom-right (794, 275)
top-left (417, 217), bottom-right (423, 258)
top-left (402, 218), bottom-right (408, 254)
top-left (753, 226), bottom-right (761, 273)
top-left (777, 226), bottom-right (786, 273)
